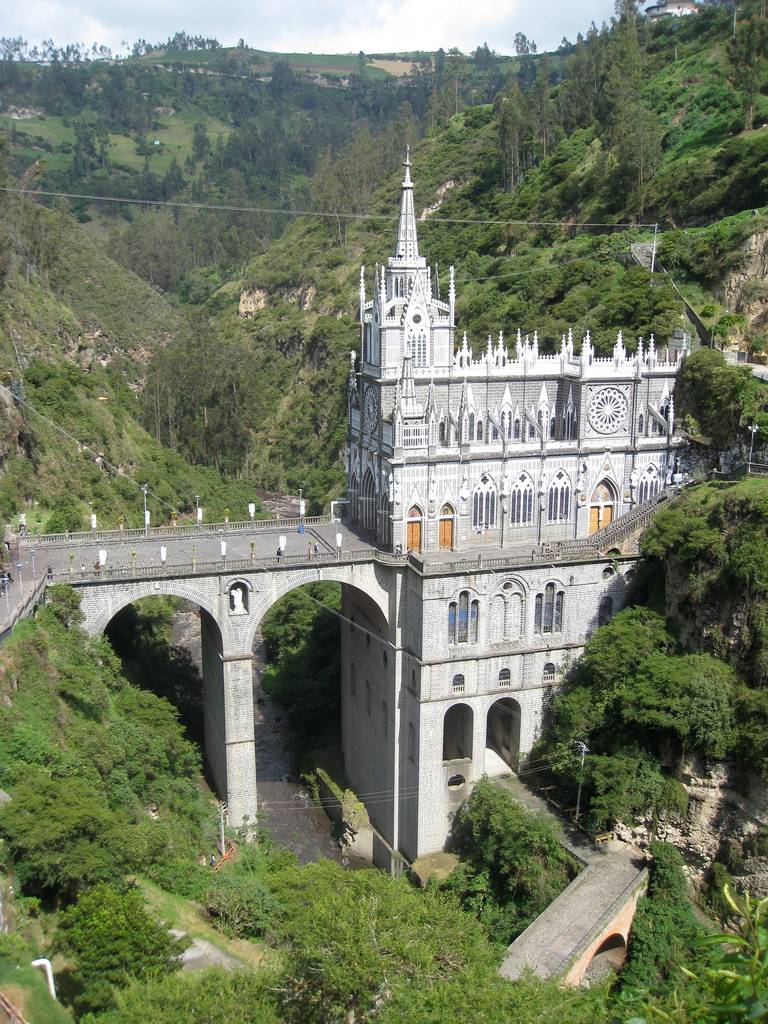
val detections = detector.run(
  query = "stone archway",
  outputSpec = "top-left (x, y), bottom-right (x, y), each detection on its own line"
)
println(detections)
top-left (486, 697), bottom-right (521, 773)
top-left (589, 479), bottom-right (618, 535)
top-left (582, 933), bottom-right (628, 984)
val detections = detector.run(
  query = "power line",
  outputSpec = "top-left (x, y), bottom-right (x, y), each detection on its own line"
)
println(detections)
top-left (0, 185), bottom-right (658, 229)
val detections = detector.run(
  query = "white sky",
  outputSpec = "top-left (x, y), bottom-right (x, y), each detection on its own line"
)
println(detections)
top-left (3, 1), bottom-right (618, 56)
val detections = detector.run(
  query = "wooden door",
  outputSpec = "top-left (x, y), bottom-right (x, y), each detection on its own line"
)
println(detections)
top-left (407, 519), bottom-right (422, 552)
top-left (589, 506), bottom-right (600, 535)
top-left (602, 505), bottom-right (614, 529)
top-left (439, 516), bottom-right (453, 550)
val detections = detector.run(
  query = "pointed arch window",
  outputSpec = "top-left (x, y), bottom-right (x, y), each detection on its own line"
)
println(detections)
top-left (468, 412), bottom-right (475, 441)
top-left (472, 475), bottom-right (497, 529)
top-left (550, 413), bottom-right (556, 439)
top-left (534, 583), bottom-right (565, 635)
top-left (547, 471), bottom-right (571, 522)
top-left (511, 475), bottom-right (535, 526)
top-left (476, 419), bottom-right (483, 442)
top-left (513, 415), bottom-right (521, 440)
top-left (638, 466), bottom-right (660, 504)
top-left (638, 412), bottom-right (645, 435)
top-left (537, 409), bottom-right (546, 436)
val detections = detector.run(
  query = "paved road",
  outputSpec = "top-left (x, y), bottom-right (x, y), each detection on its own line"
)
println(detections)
top-left (0, 519), bottom-right (372, 634)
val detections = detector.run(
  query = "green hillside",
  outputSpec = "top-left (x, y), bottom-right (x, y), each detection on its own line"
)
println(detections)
top-left (140, 4), bottom-right (768, 504)
top-left (0, 184), bottom-right (260, 529)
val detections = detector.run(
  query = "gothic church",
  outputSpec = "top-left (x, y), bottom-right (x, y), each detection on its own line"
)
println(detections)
top-left (341, 152), bottom-right (684, 862)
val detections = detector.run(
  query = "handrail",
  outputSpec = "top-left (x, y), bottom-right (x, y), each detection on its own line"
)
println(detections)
top-left (0, 574), bottom-right (47, 647)
top-left (54, 547), bottom-right (406, 583)
top-left (20, 515), bottom-right (333, 548)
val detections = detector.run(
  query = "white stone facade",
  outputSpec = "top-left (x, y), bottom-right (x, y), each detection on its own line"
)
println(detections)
top-left (72, 154), bottom-right (686, 865)
top-left (340, 154), bottom-right (686, 860)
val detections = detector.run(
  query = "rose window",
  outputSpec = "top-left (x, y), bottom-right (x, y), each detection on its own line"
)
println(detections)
top-left (588, 388), bottom-right (627, 434)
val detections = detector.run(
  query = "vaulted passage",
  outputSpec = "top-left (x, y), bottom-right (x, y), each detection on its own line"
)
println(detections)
top-left (443, 703), bottom-right (473, 761)
top-left (485, 697), bottom-right (521, 774)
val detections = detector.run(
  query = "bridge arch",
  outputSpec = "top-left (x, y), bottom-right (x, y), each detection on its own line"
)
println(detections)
top-left (79, 578), bottom-right (224, 639)
top-left (239, 563), bottom-right (390, 653)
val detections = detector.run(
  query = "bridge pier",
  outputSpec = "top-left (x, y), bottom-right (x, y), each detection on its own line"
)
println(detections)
top-left (220, 652), bottom-right (258, 827)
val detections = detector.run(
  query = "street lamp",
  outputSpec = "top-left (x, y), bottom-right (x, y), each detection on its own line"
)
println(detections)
top-left (748, 423), bottom-right (759, 468)
top-left (141, 483), bottom-right (149, 536)
top-left (574, 740), bottom-right (589, 821)
top-left (195, 495), bottom-right (201, 527)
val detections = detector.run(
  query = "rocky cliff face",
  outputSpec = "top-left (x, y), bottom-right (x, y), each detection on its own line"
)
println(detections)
top-left (717, 228), bottom-right (768, 337)
top-left (616, 758), bottom-right (768, 893)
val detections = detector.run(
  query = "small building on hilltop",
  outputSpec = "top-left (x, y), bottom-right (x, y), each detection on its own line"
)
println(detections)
top-left (644, 0), bottom-right (701, 21)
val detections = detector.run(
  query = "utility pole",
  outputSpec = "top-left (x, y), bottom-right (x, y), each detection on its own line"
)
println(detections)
top-left (574, 740), bottom-right (589, 820)
top-left (650, 223), bottom-right (658, 274)
top-left (749, 423), bottom-right (760, 468)
top-left (218, 801), bottom-right (227, 857)
top-left (141, 483), bottom-right (149, 536)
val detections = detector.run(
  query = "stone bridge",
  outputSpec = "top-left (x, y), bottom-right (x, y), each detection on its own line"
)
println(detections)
top-left (495, 776), bottom-right (648, 986)
top-left (31, 518), bottom-right (400, 828)
top-left (3, 491), bottom-right (672, 858)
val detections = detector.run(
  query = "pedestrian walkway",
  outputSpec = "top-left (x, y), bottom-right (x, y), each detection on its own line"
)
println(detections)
top-left (493, 775), bottom-right (647, 983)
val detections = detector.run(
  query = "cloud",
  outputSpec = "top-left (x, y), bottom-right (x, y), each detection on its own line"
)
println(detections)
top-left (4, 0), bottom-right (617, 55)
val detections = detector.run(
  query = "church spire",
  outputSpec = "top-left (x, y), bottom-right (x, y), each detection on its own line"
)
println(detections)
top-left (392, 146), bottom-right (421, 264)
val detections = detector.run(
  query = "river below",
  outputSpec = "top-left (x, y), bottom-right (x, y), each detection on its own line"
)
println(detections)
top-left (171, 606), bottom-right (346, 865)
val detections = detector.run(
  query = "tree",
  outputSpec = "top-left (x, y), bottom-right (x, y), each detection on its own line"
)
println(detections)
top-left (95, 969), bottom-right (282, 1024)
top-left (0, 774), bottom-right (132, 903)
top-left (728, 11), bottom-right (768, 131)
top-left (203, 871), bottom-right (278, 938)
top-left (54, 884), bottom-right (184, 1014)
top-left (514, 32), bottom-right (537, 56)
top-left (45, 584), bottom-right (85, 629)
top-left (603, 9), bottom-right (661, 214)
top-left (191, 121), bottom-right (209, 162)
top-left (620, 842), bottom-right (703, 999)
top-left (441, 779), bottom-right (575, 943)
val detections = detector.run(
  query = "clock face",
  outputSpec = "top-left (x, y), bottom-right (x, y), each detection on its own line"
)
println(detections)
top-left (363, 386), bottom-right (379, 433)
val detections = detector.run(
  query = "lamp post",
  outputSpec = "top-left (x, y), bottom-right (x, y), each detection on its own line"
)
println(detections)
top-left (748, 423), bottom-right (759, 469)
top-left (574, 740), bottom-right (589, 821)
top-left (142, 483), bottom-right (149, 536)
top-left (30, 547), bottom-right (36, 578)
top-left (195, 495), bottom-right (201, 528)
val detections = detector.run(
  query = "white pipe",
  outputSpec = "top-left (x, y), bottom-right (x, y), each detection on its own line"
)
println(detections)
top-left (31, 958), bottom-right (57, 1001)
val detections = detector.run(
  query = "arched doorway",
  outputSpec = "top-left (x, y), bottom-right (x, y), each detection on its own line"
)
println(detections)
top-left (589, 480), bottom-right (617, 535)
top-left (442, 703), bottom-right (473, 761)
top-left (407, 505), bottom-right (423, 552)
top-left (439, 502), bottom-right (455, 550)
top-left (485, 697), bottom-right (521, 774)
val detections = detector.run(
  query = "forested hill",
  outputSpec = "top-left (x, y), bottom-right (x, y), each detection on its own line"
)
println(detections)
top-left (0, 180), bottom-right (261, 530)
top-left (144, 2), bottom-right (768, 503)
top-left (1, 2), bottom-right (767, 514)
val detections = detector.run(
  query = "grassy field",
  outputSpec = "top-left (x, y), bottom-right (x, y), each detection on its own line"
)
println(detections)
top-left (1, 108), bottom-right (231, 177)
top-left (138, 877), bottom-right (278, 971)
top-left (136, 46), bottom-right (392, 79)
